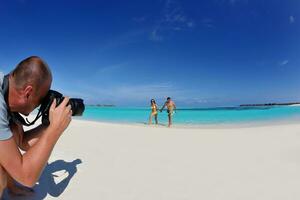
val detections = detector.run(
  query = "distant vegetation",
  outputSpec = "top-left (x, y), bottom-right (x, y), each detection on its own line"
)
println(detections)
top-left (88, 104), bottom-right (116, 107)
top-left (240, 102), bottom-right (300, 107)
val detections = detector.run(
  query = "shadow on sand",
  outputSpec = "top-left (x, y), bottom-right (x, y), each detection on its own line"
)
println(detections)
top-left (3, 159), bottom-right (82, 200)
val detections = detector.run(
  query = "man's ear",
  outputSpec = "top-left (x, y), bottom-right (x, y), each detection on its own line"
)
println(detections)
top-left (23, 85), bottom-right (33, 100)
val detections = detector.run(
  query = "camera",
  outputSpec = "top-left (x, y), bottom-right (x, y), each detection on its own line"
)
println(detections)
top-left (40, 90), bottom-right (85, 126)
top-left (10, 90), bottom-right (85, 126)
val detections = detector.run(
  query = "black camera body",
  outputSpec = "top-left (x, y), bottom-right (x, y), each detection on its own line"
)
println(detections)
top-left (40, 90), bottom-right (85, 126)
top-left (9, 90), bottom-right (85, 127)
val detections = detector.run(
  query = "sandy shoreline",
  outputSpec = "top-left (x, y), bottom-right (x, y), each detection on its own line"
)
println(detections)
top-left (4, 119), bottom-right (300, 199)
top-left (79, 116), bottom-right (300, 129)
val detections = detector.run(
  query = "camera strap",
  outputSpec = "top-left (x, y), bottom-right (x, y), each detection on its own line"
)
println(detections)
top-left (2, 74), bottom-right (9, 105)
top-left (1, 74), bottom-right (15, 123)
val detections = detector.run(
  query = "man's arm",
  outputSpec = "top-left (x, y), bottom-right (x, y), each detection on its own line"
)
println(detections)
top-left (0, 97), bottom-right (71, 187)
top-left (173, 102), bottom-right (177, 110)
top-left (160, 102), bottom-right (166, 112)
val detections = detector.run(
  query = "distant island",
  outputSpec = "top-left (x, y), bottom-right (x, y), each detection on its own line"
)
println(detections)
top-left (240, 102), bottom-right (300, 107)
top-left (89, 104), bottom-right (116, 107)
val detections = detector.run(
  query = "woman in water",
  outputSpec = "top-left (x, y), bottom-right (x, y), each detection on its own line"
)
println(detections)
top-left (149, 99), bottom-right (158, 125)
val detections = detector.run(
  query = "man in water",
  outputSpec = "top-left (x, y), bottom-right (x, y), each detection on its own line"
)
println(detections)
top-left (0, 56), bottom-right (72, 197)
top-left (160, 97), bottom-right (176, 127)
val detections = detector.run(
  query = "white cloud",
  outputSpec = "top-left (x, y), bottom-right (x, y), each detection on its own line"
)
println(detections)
top-left (112, 82), bottom-right (175, 101)
top-left (290, 16), bottom-right (295, 24)
top-left (279, 60), bottom-right (289, 66)
top-left (58, 80), bottom-right (224, 106)
top-left (97, 63), bottom-right (125, 74)
top-left (150, 29), bottom-right (163, 41)
top-left (201, 18), bottom-right (215, 29)
top-left (150, 0), bottom-right (195, 41)
top-left (133, 17), bottom-right (146, 23)
top-left (73, 82), bottom-right (178, 105)
top-left (187, 21), bottom-right (195, 28)
top-left (97, 30), bottom-right (145, 52)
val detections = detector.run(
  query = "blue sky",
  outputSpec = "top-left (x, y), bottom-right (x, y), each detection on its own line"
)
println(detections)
top-left (0, 0), bottom-right (299, 107)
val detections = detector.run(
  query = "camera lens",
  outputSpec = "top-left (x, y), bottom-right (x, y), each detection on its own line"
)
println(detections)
top-left (69, 98), bottom-right (85, 116)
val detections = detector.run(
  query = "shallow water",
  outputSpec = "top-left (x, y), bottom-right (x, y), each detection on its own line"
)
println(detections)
top-left (81, 105), bottom-right (300, 126)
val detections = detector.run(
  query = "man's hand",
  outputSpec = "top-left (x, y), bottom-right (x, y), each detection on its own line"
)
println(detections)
top-left (48, 97), bottom-right (72, 136)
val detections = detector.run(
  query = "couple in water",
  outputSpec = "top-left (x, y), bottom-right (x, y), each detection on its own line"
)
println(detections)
top-left (149, 97), bottom-right (177, 127)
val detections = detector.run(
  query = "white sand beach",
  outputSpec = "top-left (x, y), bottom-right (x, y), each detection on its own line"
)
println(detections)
top-left (3, 119), bottom-right (300, 200)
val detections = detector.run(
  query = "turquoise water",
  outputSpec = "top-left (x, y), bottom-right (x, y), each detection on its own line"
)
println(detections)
top-left (81, 106), bottom-right (300, 126)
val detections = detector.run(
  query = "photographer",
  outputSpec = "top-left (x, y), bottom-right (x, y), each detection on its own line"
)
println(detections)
top-left (0, 56), bottom-right (72, 197)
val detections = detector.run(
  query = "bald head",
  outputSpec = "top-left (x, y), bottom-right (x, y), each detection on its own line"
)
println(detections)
top-left (11, 56), bottom-right (52, 93)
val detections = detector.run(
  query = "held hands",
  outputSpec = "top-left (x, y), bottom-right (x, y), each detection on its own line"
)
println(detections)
top-left (48, 97), bottom-right (72, 136)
